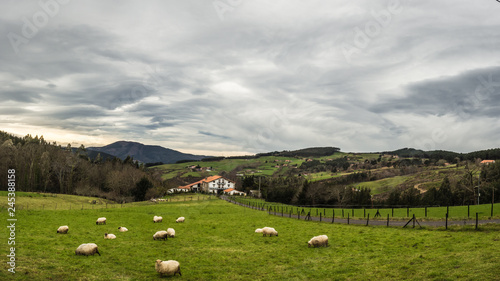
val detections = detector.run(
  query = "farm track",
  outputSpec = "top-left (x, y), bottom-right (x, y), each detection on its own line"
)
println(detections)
top-left (222, 196), bottom-right (500, 228)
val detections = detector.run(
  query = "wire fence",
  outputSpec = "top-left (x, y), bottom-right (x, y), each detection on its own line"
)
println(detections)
top-left (223, 196), bottom-right (500, 229)
top-left (0, 195), bottom-right (216, 211)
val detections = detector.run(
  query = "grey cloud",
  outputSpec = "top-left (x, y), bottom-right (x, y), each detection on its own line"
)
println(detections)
top-left (370, 67), bottom-right (500, 119)
top-left (0, 90), bottom-right (42, 103)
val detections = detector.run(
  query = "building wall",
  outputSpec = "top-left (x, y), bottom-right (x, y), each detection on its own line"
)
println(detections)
top-left (204, 178), bottom-right (235, 193)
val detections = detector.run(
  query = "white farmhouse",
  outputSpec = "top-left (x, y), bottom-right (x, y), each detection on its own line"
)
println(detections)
top-left (177, 175), bottom-right (235, 194)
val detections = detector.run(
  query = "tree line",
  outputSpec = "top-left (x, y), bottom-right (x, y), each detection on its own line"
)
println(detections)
top-left (0, 131), bottom-right (162, 202)
top-left (241, 161), bottom-right (500, 207)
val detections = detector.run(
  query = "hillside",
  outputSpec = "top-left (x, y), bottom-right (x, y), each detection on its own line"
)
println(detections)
top-left (88, 141), bottom-right (208, 164)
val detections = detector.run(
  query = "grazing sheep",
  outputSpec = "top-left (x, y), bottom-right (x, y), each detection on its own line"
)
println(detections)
top-left (153, 216), bottom-right (163, 223)
top-left (153, 230), bottom-right (168, 240)
top-left (262, 227), bottom-right (278, 237)
top-left (175, 217), bottom-right (185, 223)
top-left (307, 235), bottom-right (329, 248)
top-left (155, 260), bottom-right (181, 276)
top-left (255, 228), bottom-right (263, 233)
top-left (118, 226), bottom-right (128, 232)
top-left (57, 225), bottom-right (69, 234)
top-left (167, 228), bottom-right (175, 238)
top-left (96, 217), bottom-right (106, 225)
top-left (104, 233), bottom-right (116, 239)
top-left (75, 243), bottom-right (100, 256)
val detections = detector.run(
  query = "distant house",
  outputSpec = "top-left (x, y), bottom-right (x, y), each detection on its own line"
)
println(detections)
top-left (480, 160), bottom-right (496, 165)
top-left (177, 175), bottom-right (235, 194)
top-left (223, 188), bottom-right (246, 196)
top-left (167, 186), bottom-right (191, 194)
top-left (249, 190), bottom-right (262, 198)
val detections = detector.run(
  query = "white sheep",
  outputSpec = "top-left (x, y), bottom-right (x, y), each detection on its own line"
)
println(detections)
top-left (75, 243), bottom-right (100, 256)
top-left (307, 235), bottom-right (329, 248)
top-left (262, 227), bottom-right (278, 237)
top-left (57, 225), bottom-right (69, 234)
top-left (167, 228), bottom-right (175, 238)
top-left (104, 233), bottom-right (116, 239)
top-left (118, 227), bottom-right (128, 232)
top-left (153, 230), bottom-right (168, 240)
top-left (153, 216), bottom-right (163, 223)
top-left (255, 228), bottom-right (263, 233)
top-left (155, 260), bottom-right (181, 276)
top-left (96, 217), bottom-right (106, 225)
top-left (175, 217), bottom-right (185, 223)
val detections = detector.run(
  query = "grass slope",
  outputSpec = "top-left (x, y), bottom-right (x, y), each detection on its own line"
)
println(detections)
top-left (1, 196), bottom-right (499, 280)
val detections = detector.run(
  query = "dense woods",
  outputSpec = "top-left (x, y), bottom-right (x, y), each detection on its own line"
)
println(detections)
top-left (0, 131), bottom-right (162, 202)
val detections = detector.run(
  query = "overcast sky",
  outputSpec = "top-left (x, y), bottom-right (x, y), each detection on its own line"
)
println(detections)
top-left (1, 0), bottom-right (500, 156)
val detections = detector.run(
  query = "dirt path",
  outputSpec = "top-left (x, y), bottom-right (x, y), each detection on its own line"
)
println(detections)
top-left (414, 183), bottom-right (427, 194)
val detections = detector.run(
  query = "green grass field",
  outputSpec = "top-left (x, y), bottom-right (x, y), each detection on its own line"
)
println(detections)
top-left (355, 176), bottom-right (410, 195)
top-left (1, 194), bottom-right (499, 280)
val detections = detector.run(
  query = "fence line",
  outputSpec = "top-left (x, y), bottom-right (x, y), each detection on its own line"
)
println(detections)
top-left (226, 196), bottom-right (498, 220)
top-left (0, 195), bottom-right (216, 211)
top-left (222, 196), bottom-right (499, 229)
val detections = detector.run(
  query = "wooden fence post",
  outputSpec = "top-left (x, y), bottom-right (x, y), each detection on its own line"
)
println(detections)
top-left (445, 213), bottom-right (448, 230)
top-left (363, 208), bottom-right (366, 218)
top-left (407, 207), bottom-right (409, 217)
top-left (475, 212), bottom-right (479, 230)
top-left (447, 206), bottom-right (449, 217)
top-left (332, 209), bottom-right (335, 224)
top-left (320, 213), bottom-right (322, 222)
top-left (468, 205), bottom-right (470, 218)
top-left (392, 207), bottom-right (394, 217)
top-left (342, 209), bottom-right (344, 218)
top-left (387, 214), bottom-right (389, 227)
top-left (366, 213), bottom-right (370, 226)
top-left (347, 213), bottom-right (350, 224)
top-left (425, 207), bottom-right (427, 217)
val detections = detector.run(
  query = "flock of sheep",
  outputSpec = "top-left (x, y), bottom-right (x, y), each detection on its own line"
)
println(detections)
top-left (56, 211), bottom-right (328, 277)
top-left (56, 215), bottom-right (185, 277)
top-left (254, 227), bottom-right (329, 247)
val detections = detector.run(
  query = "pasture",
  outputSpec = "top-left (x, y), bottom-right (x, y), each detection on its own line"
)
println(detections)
top-left (1, 195), bottom-right (499, 280)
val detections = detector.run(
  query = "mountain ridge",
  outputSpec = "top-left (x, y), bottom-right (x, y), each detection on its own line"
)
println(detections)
top-left (88, 141), bottom-right (209, 164)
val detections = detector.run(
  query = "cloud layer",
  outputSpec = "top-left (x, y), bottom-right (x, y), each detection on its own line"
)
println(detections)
top-left (1, 0), bottom-right (500, 155)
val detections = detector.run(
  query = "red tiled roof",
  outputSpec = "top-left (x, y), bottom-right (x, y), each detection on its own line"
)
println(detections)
top-left (480, 160), bottom-right (495, 164)
top-left (178, 175), bottom-right (235, 189)
top-left (224, 188), bottom-right (235, 192)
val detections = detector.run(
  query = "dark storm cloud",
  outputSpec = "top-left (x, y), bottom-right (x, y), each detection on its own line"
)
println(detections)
top-left (370, 67), bottom-right (500, 119)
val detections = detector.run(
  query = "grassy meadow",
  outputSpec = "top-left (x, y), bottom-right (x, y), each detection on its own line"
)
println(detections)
top-left (1, 194), bottom-right (499, 280)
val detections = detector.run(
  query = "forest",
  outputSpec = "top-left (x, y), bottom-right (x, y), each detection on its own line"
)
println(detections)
top-left (0, 131), bottom-right (163, 202)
